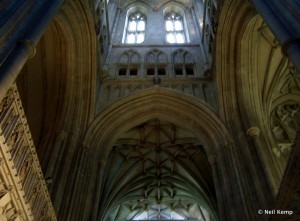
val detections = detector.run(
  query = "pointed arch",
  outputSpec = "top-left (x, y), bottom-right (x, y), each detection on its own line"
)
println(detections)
top-left (80, 87), bottom-right (234, 220)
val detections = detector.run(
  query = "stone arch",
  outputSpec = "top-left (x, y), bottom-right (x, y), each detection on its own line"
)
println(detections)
top-left (214, 0), bottom-right (300, 216)
top-left (172, 49), bottom-right (184, 64)
top-left (121, 2), bottom-right (150, 44)
top-left (81, 87), bottom-right (234, 220)
top-left (215, 0), bottom-right (281, 218)
top-left (171, 49), bottom-right (196, 76)
top-left (158, 0), bottom-right (191, 12)
top-left (163, 3), bottom-right (186, 16)
top-left (18, 1), bottom-right (97, 220)
top-left (118, 50), bottom-right (141, 76)
top-left (84, 87), bottom-right (231, 155)
top-left (120, 0), bottom-right (151, 14)
top-left (145, 49), bottom-right (168, 76)
top-left (145, 49), bottom-right (167, 64)
top-left (234, 5), bottom-right (299, 186)
top-left (16, 20), bottom-right (67, 153)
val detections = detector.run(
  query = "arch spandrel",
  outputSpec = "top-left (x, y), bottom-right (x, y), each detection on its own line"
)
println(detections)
top-left (84, 87), bottom-right (232, 157)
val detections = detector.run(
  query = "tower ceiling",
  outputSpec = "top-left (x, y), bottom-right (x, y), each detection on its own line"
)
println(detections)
top-left (100, 119), bottom-right (218, 220)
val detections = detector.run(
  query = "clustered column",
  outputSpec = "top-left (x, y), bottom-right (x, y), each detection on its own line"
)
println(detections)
top-left (250, 0), bottom-right (300, 71)
top-left (208, 155), bottom-right (226, 219)
top-left (0, 0), bottom-right (64, 101)
top-left (247, 127), bottom-right (277, 197)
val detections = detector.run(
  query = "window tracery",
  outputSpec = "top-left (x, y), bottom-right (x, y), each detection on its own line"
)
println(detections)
top-left (118, 50), bottom-right (141, 76)
top-left (124, 11), bottom-right (146, 44)
top-left (172, 50), bottom-right (195, 76)
top-left (165, 12), bottom-right (186, 44)
top-left (145, 50), bottom-right (167, 76)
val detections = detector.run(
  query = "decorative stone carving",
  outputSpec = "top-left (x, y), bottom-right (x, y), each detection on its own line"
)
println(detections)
top-left (7, 208), bottom-right (21, 221)
top-left (6, 123), bottom-right (24, 151)
top-left (277, 63), bottom-right (300, 95)
top-left (258, 22), bottom-right (279, 48)
top-left (0, 83), bottom-right (57, 220)
top-left (208, 155), bottom-right (217, 165)
top-left (271, 102), bottom-right (300, 157)
top-left (97, 78), bottom-right (215, 113)
top-left (0, 89), bottom-right (14, 115)
top-left (247, 127), bottom-right (260, 137)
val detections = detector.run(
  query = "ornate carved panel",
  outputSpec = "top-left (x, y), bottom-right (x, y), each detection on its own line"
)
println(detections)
top-left (0, 84), bottom-right (56, 221)
top-left (271, 102), bottom-right (300, 158)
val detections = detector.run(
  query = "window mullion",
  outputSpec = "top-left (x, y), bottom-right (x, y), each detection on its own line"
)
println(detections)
top-left (125, 11), bottom-right (146, 44)
top-left (165, 12), bottom-right (186, 44)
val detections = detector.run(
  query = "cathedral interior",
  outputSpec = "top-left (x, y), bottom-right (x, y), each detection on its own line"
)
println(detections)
top-left (0, 0), bottom-right (300, 220)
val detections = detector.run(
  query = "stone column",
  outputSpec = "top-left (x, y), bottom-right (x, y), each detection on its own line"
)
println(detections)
top-left (190, 5), bottom-right (209, 63)
top-left (208, 155), bottom-right (226, 220)
top-left (91, 159), bottom-right (107, 221)
top-left (0, 0), bottom-right (64, 101)
top-left (250, 0), bottom-right (300, 71)
top-left (104, 6), bottom-right (121, 67)
top-left (247, 127), bottom-right (277, 197)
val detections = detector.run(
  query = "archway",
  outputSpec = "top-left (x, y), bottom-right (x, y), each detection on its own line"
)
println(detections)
top-left (80, 87), bottom-right (236, 220)
top-left (15, 1), bottom-right (97, 218)
top-left (215, 0), bottom-right (300, 219)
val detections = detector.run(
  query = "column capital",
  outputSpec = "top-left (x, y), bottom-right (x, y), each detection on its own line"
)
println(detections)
top-left (208, 155), bottom-right (217, 165)
top-left (19, 39), bottom-right (36, 58)
top-left (247, 127), bottom-right (260, 137)
top-left (281, 38), bottom-right (300, 56)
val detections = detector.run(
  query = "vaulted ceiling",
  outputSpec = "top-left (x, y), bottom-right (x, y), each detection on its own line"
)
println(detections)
top-left (100, 119), bottom-right (218, 220)
top-left (10, 0), bottom-right (300, 220)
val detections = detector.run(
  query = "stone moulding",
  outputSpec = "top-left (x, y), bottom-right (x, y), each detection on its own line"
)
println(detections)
top-left (0, 83), bottom-right (56, 221)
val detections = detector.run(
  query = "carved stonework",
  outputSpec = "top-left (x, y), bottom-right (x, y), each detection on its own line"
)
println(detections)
top-left (96, 78), bottom-right (215, 113)
top-left (258, 22), bottom-right (280, 48)
top-left (208, 155), bottom-right (217, 165)
top-left (271, 102), bottom-right (300, 157)
top-left (278, 64), bottom-right (300, 94)
top-left (271, 132), bottom-right (300, 221)
top-left (0, 89), bottom-right (13, 115)
top-left (0, 84), bottom-right (57, 220)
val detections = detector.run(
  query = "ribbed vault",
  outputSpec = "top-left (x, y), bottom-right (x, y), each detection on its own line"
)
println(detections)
top-left (215, 0), bottom-right (300, 219)
top-left (80, 87), bottom-right (234, 221)
top-left (103, 119), bottom-right (217, 220)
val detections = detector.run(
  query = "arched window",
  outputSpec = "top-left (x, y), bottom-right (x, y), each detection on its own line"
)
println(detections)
top-left (118, 50), bottom-right (141, 76)
top-left (165, 12), bottom-right (185, 43)
top-left (124, 11), bottom-right (146, 44)
top-left (145, 50), bottom-right (167, 76)
top-left (172, 50), bottom-right (195, 76)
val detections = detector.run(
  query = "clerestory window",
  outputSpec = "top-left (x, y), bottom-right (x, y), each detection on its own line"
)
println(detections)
top-left (165, 12), bottom-right (185, 44)
top-left (124, 12), bottom-right (146, 44)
